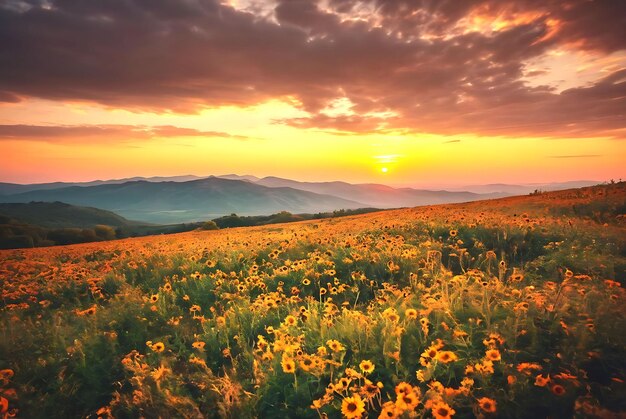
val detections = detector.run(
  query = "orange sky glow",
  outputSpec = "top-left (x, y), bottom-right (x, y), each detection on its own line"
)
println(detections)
top-left (0, 0), bottom-right (624, 187)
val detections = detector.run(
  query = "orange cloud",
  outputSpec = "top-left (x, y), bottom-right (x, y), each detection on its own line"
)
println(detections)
top-left (0, 124), bottom-right (250, 143)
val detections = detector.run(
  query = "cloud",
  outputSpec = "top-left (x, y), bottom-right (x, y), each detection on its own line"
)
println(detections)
top-left (0, 0), bottom-right (624, 138)
top-left (0, 124), bottom-right (248, 142)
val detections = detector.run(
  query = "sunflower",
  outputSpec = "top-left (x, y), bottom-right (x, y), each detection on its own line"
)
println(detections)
top-left (405, 308), bottom-right (418, 319)
top-left (420, 344), bottom-right (439, 364)
top-left (284, 315), bottom-right (297, 326)
top-left (395, 382), bottom-right (413, 396)
top-left (436, 351), bottom-right (458, 364)
top-left (379, 401), bottom-right (399, 418)
top-left (341, 394), bottom-right (365, 419)
top-left (478, 397), bottom-right (497, 413)
top-left (281, 356), bottom-right (296, 374)
top-left (335, 377), bottom-right (351, 391)
top-left (359, 360), bottom-right (375, 374)
top-left (327, 339), bottom-right (345, 352)
top-left (449, 230), bottom-right (458, 237)
top-left (302, 278), bottom-right (311, 286)
top-left (192, 341), bottom-right (205, 350)
top-left (152, 342), bottom-right (165, 353)
top-left (485, 349), bottom-right (501, 361)
top-left (432, 401), bottom-right (456, 419)
top-left (395, 389), bottom-right (420, 411)
top-left (299, 355), bottom-right (315, 372)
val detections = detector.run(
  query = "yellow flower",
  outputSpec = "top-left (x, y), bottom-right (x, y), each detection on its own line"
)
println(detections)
top-left (151, 342), bottom-right (165, 353)
top-left (192, 341), bottom-right (205, 351)
top-left (405, 308), bottom-right (418, 319)
top-left (299, 355), bottom-right (315, 372)
top-left (485, 349), bottom-right (501, 361)
top-left (327, 339), bottom-right (345, 352)
top-left (395, 382), bottom-right (413, 396)
top-left (379, 401), bottom-right (398, 418)
top-left (478, 397), bottom-right (497, 413)
top-left (395, 388), bottom-right (420, 411)
top-left (284, 315), bottom-right (297, 327)
top-left (431, 401), bottom-right (456, 419)
top-left (359, 360), bottom-right (375, 374)
top-left (281, 356), bottom-right (296, 374)
top-left (435, 350), bottom-right (458, 364)
top-left (341, 393), bottom-right (365, 418)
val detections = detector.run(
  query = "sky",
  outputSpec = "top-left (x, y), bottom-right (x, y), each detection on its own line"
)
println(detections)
top-left (0, 0), bottom-right (625, 187)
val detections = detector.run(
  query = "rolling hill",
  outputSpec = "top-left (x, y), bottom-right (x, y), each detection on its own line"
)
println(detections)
top-left (0, 201), bottom-right (142, 229)
top-left (0, 177), bottom-right (367, 223)
top-left (0, 183), bottom-right (624, 418)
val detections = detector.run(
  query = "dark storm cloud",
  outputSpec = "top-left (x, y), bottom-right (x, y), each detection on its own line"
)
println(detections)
top-left (0, 0), bottom-right (624, 137)
top-left (0, 124), bottom-right (248, 142)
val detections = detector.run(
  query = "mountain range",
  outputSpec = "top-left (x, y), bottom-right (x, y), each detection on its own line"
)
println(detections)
top-left (0, 175), bottom-right (602, 224)
top-left (0, 177), bottom-right (365, 223)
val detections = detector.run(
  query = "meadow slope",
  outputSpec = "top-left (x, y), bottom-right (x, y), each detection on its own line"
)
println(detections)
top-left (0, 183), bottom-right (624, 418)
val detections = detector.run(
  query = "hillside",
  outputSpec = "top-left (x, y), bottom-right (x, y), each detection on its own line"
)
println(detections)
top-left (0, 183), bottom-right (624, 418)
top-left (0, 201), bottom-right (141, 228)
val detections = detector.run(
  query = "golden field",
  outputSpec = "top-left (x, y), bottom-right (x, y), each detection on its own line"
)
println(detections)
top-left (1, 183), bottom-right (625, 418)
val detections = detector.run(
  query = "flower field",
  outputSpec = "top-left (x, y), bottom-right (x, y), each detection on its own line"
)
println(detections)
top-left (1, 183), bottom-right (625, 418)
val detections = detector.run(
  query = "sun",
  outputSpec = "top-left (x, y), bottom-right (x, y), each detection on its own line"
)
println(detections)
top-left (381, 167), bottom-right (388, 173)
